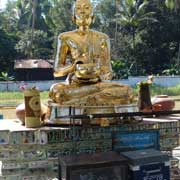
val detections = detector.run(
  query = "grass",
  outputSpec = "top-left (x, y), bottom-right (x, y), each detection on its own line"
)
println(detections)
top-left (1, 83), bottom-right (180, 106)
top-left (133, 83), bottom-right (180, 97)
top-left (0, 91), bottom-right (49, 119)
top-left (1, 84), bottom-right (180, 119)
top-left (133, 84), bottom-right (180, 110)
top-left (150, 84), bottom-right (180, 96)
top-left (0, 91), bottom-right (49, 106)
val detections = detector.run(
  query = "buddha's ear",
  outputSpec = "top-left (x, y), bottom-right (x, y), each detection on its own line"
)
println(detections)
top-left (72, 15), bottom-right (76, 23)
top-left (92, 15), bottom-right (96, 24)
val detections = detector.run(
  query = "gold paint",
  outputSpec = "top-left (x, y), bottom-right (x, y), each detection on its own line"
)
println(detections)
top-left (49, 0), bottom-right (134, 107)
top-left (25, 117), bottom-right (41, 128)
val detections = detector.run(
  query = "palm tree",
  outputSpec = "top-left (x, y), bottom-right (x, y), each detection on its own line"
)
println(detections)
top-left (115, 0), bottom-right (157, 75)
top-left (117, 0), bottom-right (157, 49)
top-left (16, 0), bottom-right (31, 29)
top-left (15, 0), bottom-right (35, 56)
top-left (16, 0), bottom-right (51, 57)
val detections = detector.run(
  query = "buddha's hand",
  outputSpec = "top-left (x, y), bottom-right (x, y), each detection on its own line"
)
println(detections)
top-left (54, 63), bottom-right (76, 77)
top-left (67, 72), bottom-right (75, 84)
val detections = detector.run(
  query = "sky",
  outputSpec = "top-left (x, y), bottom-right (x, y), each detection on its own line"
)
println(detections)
top-left (0, 0), bottom-right (7, 10)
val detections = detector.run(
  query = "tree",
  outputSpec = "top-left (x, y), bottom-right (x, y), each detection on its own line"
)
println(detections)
top-left (95, 0), bottom-right (116, 36)
top-left (94, 0), bottom-right (126, 61)
top-left (15, 0), bottom-right (51, 31)
top-left (117, 0), bottom-right (157, 49)
top-left (1, 0), bottom-right (180, 76)
top-left (133, 0), bottom-right (180, 75)
top-left (1, 0), bottom-right (18, 33)
top-left (15, 29), bottom-right (52, 59)
top-left (165, 0), bottom-right (180, 70)
top-left (112, 0), bottom-right (157, 75)
top-left (0, 29), bottom-right (18, 73)
top-left (15, 0), bottom-right (52, 57)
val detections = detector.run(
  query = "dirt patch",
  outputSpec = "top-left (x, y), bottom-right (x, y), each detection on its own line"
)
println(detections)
top-left (0, 107), bottom-right (16, 119)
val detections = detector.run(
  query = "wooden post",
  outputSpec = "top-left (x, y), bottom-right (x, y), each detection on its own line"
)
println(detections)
top-left (138, 83), bottom-right (152, 112)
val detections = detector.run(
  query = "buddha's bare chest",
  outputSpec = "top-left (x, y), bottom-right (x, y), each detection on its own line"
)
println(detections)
top-left (65, 33), bottom-right (104, 62)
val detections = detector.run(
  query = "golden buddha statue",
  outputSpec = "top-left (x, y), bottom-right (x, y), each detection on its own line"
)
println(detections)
top-left (49, 0), bottom-right (134, 108)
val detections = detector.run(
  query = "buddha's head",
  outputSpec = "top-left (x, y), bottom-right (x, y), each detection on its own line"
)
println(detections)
top-left (73, 0), bottom-right (94, 28)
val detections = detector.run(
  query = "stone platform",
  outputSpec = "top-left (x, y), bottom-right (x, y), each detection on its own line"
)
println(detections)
top-left (0, 120), bottom-right (112, 179)
top-left (0, 117), bottom-right (180, 179)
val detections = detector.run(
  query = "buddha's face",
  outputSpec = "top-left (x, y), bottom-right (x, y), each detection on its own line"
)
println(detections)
top-left (74, 0), bottom-right (93, 27)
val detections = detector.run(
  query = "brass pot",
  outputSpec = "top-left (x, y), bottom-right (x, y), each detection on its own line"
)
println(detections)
top-left (75, 63), bottom-right (100, 79)
top-left (152, 95), bottom-right (175, 111)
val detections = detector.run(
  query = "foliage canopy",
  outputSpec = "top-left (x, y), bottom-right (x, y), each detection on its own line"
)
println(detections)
top-left (0, 0), bottom-right (180, 78)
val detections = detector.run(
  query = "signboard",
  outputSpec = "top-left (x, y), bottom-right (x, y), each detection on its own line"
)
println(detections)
top-left (112, 130), bottom-right (160, 152)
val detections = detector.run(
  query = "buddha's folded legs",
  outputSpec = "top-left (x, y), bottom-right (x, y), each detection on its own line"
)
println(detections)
top-left (49, 82), bottom-right (134, 106)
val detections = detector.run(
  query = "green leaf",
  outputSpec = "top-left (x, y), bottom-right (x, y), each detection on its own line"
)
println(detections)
top-left (165, 0), bottom-right (175, 10)
top-left (1, 72), bottom-right (7, 77)
top-left (126, 0), bottom-right (134, 7)
top-left (137, 1), bottom-right (148, 14)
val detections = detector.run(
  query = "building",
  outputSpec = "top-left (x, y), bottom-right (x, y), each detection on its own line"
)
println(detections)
top-left (14, 59), bottom-right (54, 81)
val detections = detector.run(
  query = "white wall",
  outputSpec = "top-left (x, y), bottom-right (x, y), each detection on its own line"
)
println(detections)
top-left (0, 80), bottom-right (57, 91)
top-left (0, 76), bottom-right (180, 91)
top-left (123, 76), bottom-right (180, 87)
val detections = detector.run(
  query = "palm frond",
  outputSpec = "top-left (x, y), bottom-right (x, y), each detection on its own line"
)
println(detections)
top-left (137, 1), bottom-right (148, 14)
top-left (126, 0), bottom-right (135, 7)
top-left (138, 17), bottom-right (158, 23)
top-left (139, 12), bottom-right (156, 19)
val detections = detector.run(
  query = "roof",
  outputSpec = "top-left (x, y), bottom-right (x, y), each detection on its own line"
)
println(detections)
top-left (14, 59), bottom-right (53, 69)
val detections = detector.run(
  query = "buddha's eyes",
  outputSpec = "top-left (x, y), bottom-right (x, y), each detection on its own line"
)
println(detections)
top-left (76, 5), bottom-right (90, 10)
top-left (85, 6), bottom-right (90, 10)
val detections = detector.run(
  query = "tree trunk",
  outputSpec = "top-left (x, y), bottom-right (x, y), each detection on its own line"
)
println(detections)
top-left (29, 0), bottom-right (38, 58)
top-left (132, 28), bottom-right (137, 74)
top-left (114, 0), bottom-right (119, 44)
